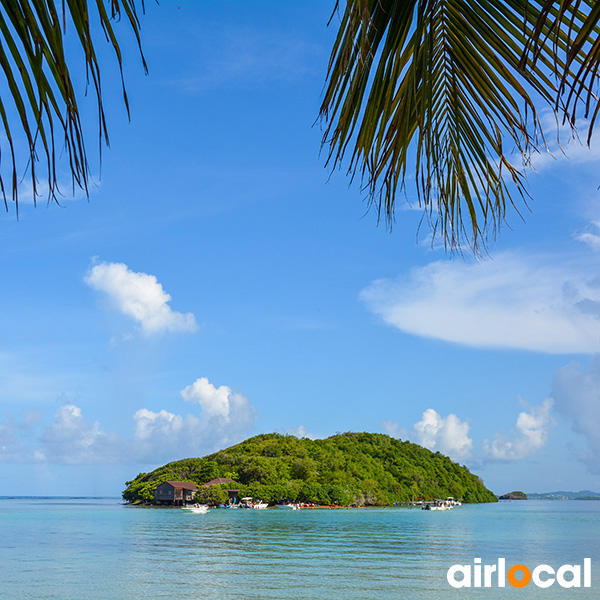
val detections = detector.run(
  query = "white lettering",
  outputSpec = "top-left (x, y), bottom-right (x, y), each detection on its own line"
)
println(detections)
top-left (532, 565), bottom-right (555, 588)
top-left (483, 564), bottom-right (497, 588)
top-left (474, 558), bottom-right (482, 587)
top-left (447, 565), bottom-right (471, 588)
top-left (557, 564), bottom-right (580, 588)
top-left (498, 558), bottom-right (506, 588)
top-left (447, 559), bottom-right (592, 589)
top-left (585, 558), bottom-right (592, 588)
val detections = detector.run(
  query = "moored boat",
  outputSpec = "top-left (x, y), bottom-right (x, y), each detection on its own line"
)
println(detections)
top-left (422, 499), bottom-right (454, 511)
top-left (182, 504), bottom-right (209, 514)
top-left (240, 497), bottom-right (269, 509)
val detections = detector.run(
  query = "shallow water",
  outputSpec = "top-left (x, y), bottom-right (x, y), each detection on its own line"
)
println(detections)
top-left (1, 498), bottom-right (598, 599)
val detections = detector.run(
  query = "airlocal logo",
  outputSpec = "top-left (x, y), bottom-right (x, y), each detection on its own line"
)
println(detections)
top-left (447, 558), bottom-right (591, 588)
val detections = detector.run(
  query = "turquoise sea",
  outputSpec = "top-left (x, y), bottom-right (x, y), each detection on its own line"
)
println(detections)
top-left (1, 498), bottom-right (598, 599)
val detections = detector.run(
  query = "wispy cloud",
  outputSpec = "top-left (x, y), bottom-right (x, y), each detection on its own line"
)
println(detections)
top-left (171, 28), bottom-right (321, 92)
top-left (361, 252), bottom-right (600, 354)
top-left (85, 261), bottom-right (197, 336)
top-left (484, 399), bottom-right (554, 460)
top-left (575, 221), bottom-right (600, 252)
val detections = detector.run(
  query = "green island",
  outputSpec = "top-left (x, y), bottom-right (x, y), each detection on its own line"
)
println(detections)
top-left (499, 491), bottom-right (527, 500)
top-left (123, 432), bottom-right (497, 506)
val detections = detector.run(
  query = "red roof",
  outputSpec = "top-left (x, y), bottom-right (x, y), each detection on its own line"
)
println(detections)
top-left (165, 481), bottom-right (198, 491)
top-left (202, 477), bottom-right (234, 487)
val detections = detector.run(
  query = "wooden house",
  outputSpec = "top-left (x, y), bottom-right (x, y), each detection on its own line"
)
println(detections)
top-left (154, 481), bottom-right (198, 505)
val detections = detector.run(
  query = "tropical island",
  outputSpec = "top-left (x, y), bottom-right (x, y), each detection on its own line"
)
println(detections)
top-left (499, 491), bottom-right (527, 500)
top-left (123, 432), bottom-right (497, 506)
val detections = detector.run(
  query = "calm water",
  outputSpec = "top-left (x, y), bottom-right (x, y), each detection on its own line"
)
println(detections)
top-left (0, 498), bottom-right (599, 599)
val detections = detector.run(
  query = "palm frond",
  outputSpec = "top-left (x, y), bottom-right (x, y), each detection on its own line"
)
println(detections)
top-left (320, 0), bottom-right (599, 252)
top-left (0, 0), bottom-right (146, 213)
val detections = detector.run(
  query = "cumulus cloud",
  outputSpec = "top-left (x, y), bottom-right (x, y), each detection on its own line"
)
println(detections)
top-left (84, 261), bottom-right (197, 335)
top-left (132, 377), bottom-right (257, 463)
top-left (360, 252), bottom-right (600, 354)
top-left (39, 405), bottom-right (124, 464)
top-left (552, 358), bottom-right (600, 472)
top-left (411, 409), bottom-right (472, 460)
top-left (180, 377), bottom-right (234, 419)
top-left (484, 399), bottom-right (554, 460)
top-left (0, 375), bottom-right (258, 466)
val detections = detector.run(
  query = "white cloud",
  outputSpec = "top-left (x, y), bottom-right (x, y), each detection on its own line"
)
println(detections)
top-left (40, 405), bottom-right (124, 465)
top-left (520, 114), bottom-right (600, 172)
top-left (32, 376), bottom-right (258, 466)
top-left (552, 358), bottom-right (600, 472)
top-left (411, 409), bottom-right (472, 460)
top-left (180, 377), bottom-right (233, 419)
top-left (484, 399), bottom-right (554, 460)
top-left (84, 261), bottom-right (197, 335)
top-left (132, 377), bottom-right (257, 463)
top-left (361, 252), bottom-right (600, 354)
top-left (0, 373), bottom-right (258, 466)
top-left (575, 222), bottom-right (600, 252)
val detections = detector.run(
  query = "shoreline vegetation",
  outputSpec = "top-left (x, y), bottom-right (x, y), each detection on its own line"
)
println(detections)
top-left (123, 432), bottom-right (497, 507)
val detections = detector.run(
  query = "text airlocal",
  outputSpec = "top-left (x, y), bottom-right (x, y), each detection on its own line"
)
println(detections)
top-left (447, 558), bottom-right (591, 588)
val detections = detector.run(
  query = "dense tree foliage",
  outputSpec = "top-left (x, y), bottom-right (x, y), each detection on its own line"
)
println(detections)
top-left (123, 432), bottom-right (497, 505)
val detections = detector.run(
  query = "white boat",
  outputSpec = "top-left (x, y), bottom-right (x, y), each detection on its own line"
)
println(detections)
top-left (276, 503), bottom-right (299, 510)
top-left (240, 497), bottom-right (268, 509)
top-left (423, 499), bottom-right (454, 511)
top-left (182, 504), bottom-right (209, 514)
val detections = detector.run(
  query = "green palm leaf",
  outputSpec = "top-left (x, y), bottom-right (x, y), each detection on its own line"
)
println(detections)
top-left (0, 0), bottom-right (145, 213)
top-left (320, 0), bottom-right (600, 251)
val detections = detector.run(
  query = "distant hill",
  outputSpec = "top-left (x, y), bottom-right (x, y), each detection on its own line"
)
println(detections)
top-left (123, 432), bottom-right (497, 506)
top-left (527, 490), bottom-right (600, 500)
top-left (499, 491), bottom-right (527, 500)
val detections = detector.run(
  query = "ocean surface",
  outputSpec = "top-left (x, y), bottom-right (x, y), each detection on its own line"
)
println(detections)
top-left (1, 497), bottom-right (599, 599)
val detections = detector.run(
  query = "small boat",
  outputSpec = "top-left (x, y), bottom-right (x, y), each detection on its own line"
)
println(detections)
top-left (182, 504), bottom-right (209, 514)
top-left (276, 503), bottom-right (299, 510)
top-left (240, 497), bottom-right (268, 509)
top-left (422, 499), bottom-right (453, 511)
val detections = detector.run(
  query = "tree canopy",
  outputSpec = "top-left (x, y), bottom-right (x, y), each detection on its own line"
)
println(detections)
top-left (122, 432), bottom-right (498, 505)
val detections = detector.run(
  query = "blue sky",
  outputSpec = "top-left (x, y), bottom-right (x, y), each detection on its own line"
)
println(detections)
top-left (1, 2), bottom-right (600, 497)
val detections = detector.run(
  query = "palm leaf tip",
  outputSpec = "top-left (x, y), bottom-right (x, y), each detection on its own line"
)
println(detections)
top-left (320, 0), bottom-right (600, 252)
top-left (0, 0), bottom-right (146, 212)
